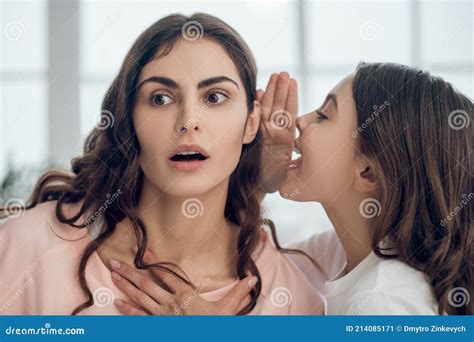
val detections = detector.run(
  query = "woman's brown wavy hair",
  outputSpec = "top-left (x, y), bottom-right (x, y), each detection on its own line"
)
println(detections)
top-left (353, 62), bottom-right (473, 315)
top-left (0, 13), bottom-right (320, 315)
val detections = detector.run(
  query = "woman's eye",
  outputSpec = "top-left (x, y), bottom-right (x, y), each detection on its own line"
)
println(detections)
top-left (151, 94), bottom-right (173, 106)
top-left (206, 92), bottom-right (227, 105)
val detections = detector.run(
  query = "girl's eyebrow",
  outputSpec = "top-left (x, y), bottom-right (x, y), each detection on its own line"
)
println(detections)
top-left (136, 75), bottom-right (240, 91)
top-left (324, 93), bottom-right (338, 110)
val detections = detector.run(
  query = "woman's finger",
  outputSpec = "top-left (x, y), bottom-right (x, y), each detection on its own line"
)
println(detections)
top-left (218, 276), bottom-right (257, 314)
top-left (111, 270), bottom-right (168, 314)
top-left (110, 259), bottom-right (174, 305)
top-left (114, 299), bottom-right (148, 315)
top-left (143, 249), bottom-right (193, 295)
top-left (272, 72), bottom-right (290, 113)
top-left (256, 89), bottom-right (264, 103)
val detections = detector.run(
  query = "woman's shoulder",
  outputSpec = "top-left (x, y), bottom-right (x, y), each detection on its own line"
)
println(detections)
top-left (253, 228), bottom-right (325, 315)
top-left (0, 201), bottom-right (92, 314)
top-left (0, 200), bottom-right (89, 246)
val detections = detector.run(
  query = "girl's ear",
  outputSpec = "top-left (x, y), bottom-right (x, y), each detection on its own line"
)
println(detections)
top-left (243, 100), bottom-right (261, 144)
top-left (354, 154), bottom-right (379, 192)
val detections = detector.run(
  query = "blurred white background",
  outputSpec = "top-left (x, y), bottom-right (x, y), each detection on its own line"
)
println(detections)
top-left (1, 0), bottom-right (472, 244)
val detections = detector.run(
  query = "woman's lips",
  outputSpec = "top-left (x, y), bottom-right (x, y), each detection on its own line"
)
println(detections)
top-left (168, 158), bottom-right (209, 171)
top-left (286, 156), bottom-right (302, 171)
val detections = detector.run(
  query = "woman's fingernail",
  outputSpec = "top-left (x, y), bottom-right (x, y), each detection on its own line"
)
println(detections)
top-left (248, 277), bottom-right (258, 287)
top-left (115, 299), bottom-right (124, 307)
top-left (132, 245), bottom-right (138, 254)
top-left (110, 259), bottom-right (121, 269)
top-left (112, 271), bottom-right (122, 280)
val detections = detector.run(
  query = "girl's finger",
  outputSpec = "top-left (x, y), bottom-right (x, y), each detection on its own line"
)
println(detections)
top-left (286, 78), bottom-right (298, 127)
top-left (272, 72), bottom-right (290, 113)
top-left (261, 74), bottom-right (278, 119)
top-left (114, 299), bottom-right (148, 315)
top-left (218, 276), bottom-right (257, 314)
top-left (256, 89), bottom-right (264, 102)
top-left (110, 259), bottom-right (173, 305)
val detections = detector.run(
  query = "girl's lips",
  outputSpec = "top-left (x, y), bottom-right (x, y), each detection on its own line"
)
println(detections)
top-left (286, 156), bottom-right (302, 171)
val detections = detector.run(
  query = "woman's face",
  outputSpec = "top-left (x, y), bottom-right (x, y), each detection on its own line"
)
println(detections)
top-left (279, 74), bottom-right (359, 203)
top-left (133, 38), bottom-right (259, 197)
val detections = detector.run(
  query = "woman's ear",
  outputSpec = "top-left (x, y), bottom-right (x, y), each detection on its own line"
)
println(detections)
top-left (243, 100), bottom-right (261, 144)
top-left (354, 154), bottom-right (379, 192)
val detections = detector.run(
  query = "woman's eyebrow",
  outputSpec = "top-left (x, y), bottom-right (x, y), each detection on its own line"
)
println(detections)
top-left (197, 76), bottom-right (240, 91)
top-left (137, 76), bottom-right (179, 90)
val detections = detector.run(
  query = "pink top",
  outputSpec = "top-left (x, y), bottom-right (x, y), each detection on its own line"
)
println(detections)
top-left (0, 201), bottom-right (323, 315)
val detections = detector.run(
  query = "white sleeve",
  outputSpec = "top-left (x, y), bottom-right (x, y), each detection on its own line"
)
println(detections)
top-left (346, 290), bottom-right (439, 315)
top-left (286, 229), bottom-right (346, 294)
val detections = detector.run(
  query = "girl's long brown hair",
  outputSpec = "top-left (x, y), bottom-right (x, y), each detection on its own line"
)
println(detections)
top-left (1, 13), bottom-right (320, 315)
top-left (353, 62), bottom-right (473, 315)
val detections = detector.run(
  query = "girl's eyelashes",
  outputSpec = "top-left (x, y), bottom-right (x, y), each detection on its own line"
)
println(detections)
top-left (315, 110), bottom-right (328, 122)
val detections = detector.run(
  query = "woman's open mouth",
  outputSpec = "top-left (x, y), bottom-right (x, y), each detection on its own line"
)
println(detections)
top-left (168, 144), bottom-right (210, 171)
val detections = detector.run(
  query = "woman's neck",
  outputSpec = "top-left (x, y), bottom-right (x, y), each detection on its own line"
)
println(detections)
top-left (97, 176), bottom-right (240, 290)
top-left (323, 191), bottom-right (374, 274)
